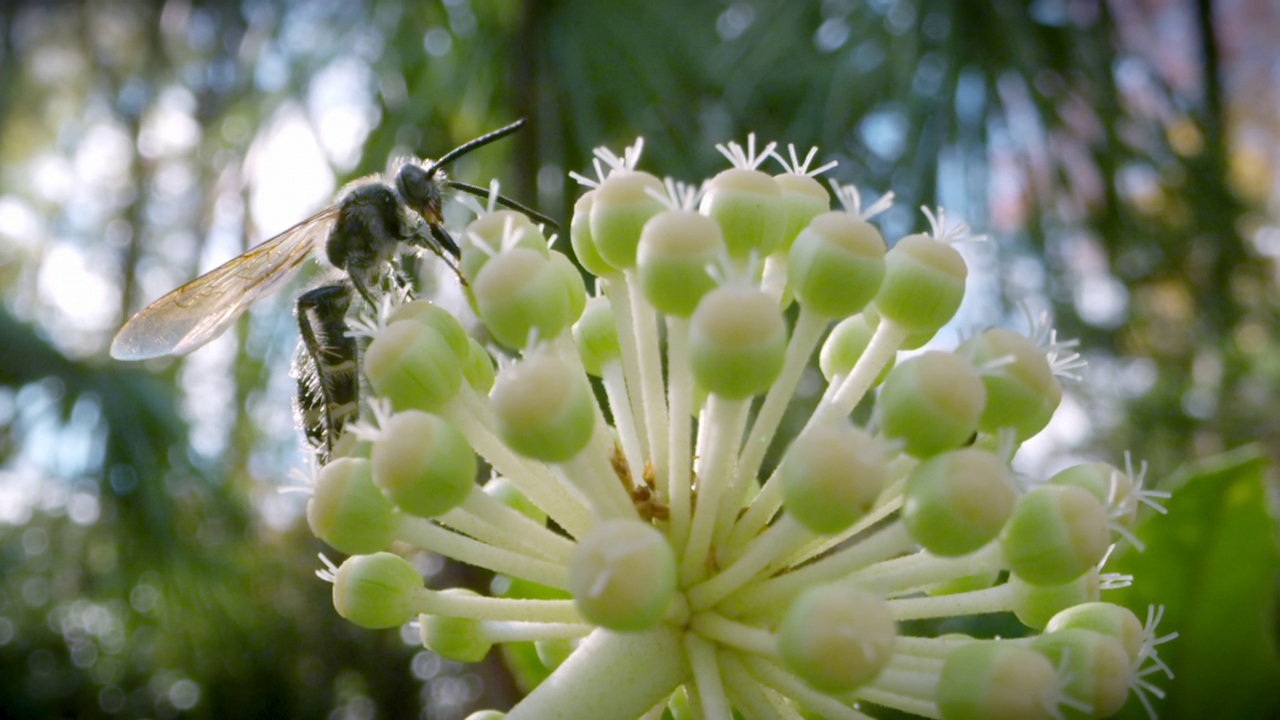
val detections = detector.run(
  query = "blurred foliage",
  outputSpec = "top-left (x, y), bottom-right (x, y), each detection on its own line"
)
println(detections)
top-left (0, 0), bottom-right (1277, 718)
top-left (1109, 447), bottom-right (1280, 720)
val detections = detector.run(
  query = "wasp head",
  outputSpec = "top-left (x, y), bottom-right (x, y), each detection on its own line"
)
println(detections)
top-left (395, 161), bottom-right (448, 225)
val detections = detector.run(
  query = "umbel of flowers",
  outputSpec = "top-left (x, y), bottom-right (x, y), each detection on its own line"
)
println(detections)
top-left (306, 135), bottom-right (1176, 720)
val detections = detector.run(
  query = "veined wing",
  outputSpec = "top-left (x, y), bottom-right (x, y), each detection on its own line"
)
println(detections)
top-left (110, 207), bottom-right (338, 360)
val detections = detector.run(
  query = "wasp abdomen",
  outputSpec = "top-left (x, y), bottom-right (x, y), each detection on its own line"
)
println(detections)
top-left (294, 283), bottom-right (360, 462)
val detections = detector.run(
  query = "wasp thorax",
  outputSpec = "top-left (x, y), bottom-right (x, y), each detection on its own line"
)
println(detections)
top-left (395, 161), bottom-right (447, 223)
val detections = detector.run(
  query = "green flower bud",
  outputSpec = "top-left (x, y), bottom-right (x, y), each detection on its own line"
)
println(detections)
top-left (419, 590), bottom-right (493, 662)
top-left (787, 212), bottom-right (886, 317)
top-left (779, 422), bottom-right (887, 534)
top-left (462, 337), bottom-right (497, 393)
top-left (1050, 462), bottom-right (1136, 526)
top-left (365, 320), bottom-right (462, 413)
top-left (535, 638), bottom-right (575, 670)
top-left (307, 457), bottom-right (398, 554)
top-left (699, 168), bottom-right (786, 260)
top-left (573, 296), bottom-right (620, 376)
top-left (569, 190), bottom-right (613, 278)
top-left (878, 351), bottom-right (986, 458)
top-left (490, 352), bottom-right (594, 463)
top-left (777, 584), bottom-right (896, 693)
top-left (464, 712), bottom-right (506, 720)
top-left (960, 328), bottom-right (1061, 440)
top-left (1046, 602), bottom-right (1145, 663)
top-left (689, 285), bottom-right (787, 399)
top-left (902, 448), bottom-right (1016, 556)
top-left (483, 476), bottom-right (547, 525)
top-left (873, 233), bottom-right (967, 334)
top-left (636, 209), bottom-right (724, 317)
top-left (1032, 629), bottom-right (1133, 719)
top-left (819, 313), bottom-right (894, 384)
top-left (925, 569), bottom-right (1002, 596)
top-left (371, 410), bottom-right (476, 518)
top-left (774, 173), bottom-right (830, 252)
top-left (474, 247), bottom-right (574, 348)
top-left (590, 172), bottom-right (666, 269)
top-left (549, 249), bottom-right (588, 326)
top-left (388, 299), bottom-right (471, 362)
top-left (460, 210), bottom-right (549, 285)
top-left (1001, 485), bottom-right (1111, 586)
top-left (1010, 569), bottom-right (1101, 630)
top-left (332, 552), bottom-right (422, 629)
top-left (938, 642), bottom-right (1058, 720)
top-left (568, 519), bottom-right (676, 631)
top-left (1048, 462), bottom-right (1117, 503)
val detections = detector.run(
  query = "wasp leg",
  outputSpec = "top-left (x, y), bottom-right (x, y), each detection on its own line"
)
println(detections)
top-left (294, 283), bottom-right (359, 464)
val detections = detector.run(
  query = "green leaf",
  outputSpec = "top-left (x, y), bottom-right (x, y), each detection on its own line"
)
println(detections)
top-left (1108, 447), bottom-right (1280, 720)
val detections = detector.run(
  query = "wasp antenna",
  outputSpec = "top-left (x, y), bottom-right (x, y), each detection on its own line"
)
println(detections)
top-left (446, 180), bottom-right (560, 230)
top-left (426, 119), bottom-right (527, 178)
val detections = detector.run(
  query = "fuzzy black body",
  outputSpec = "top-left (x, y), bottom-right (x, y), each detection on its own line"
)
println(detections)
top-left (326, 182), bottom-right (414, 304)
top-left (293, 282), bottom-right (359, 463)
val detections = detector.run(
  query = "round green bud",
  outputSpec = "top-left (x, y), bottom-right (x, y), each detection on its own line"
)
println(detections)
top-left (878, 351), bottom-right (986, 458)
top-left (774, 173), bottom-right (830, 252)
top-left (819, 313), bottom-right (894, 384)
top-left (474, 247), bottom-right (574, 349)
top-left (925, 569), bottom-right (1002, 597)
top-left (573, 295), bottom-right (620, 376)
top-left (365, 320), bottom-right (462, 413)
top-left (699, 168), bottom-right (786, 260)
top-left (902, 448), bottom-right (1016, 556)
top-left (307, 458), bottom-right (398, 555)
top-left (568, 519), bottom-right (676, 631)
top-left (462, 338), bottom-right (496, 393)
top-left (589, 172), bottom-right (666, 269)
top-left (636, 210), bottom-right (724, 317)
top-left (1009, 568), bottom-right (1101, 630)
top-left (483, 476), bottom-right (547, 525)
top-left (371, 410), bottom-right (476, 518)
top-left (419, 590), bottom-right (492, 662)
top-left (490, 352), bottom-right (595, 463)
top-left (569, 190), bottom-right (613, 278)
top-left (779, 422), bottom-right (887, 534)
top-left (689, 284), bottom-right (787, 399)
top-left (1031, 629), bottom-right (1133, 719)
top-left (388, 300), bottom-right (471, 362)
top-left (460, 210), bottom-right (549, 285)
top-left (777, 584), bottom-right (896, 693)
top-left (332, 552), bottom-right (422, 629)
top-left (873, 234), bottom-right (967, 334)
top-left (1046, 602), bottom-right (1145, 663)
top-left (787, 212), bottom-right (886, 317)
top-left (464, 712), bottom-right (506, 720)
top-left (1050, 462), bottom-right (1134, 526)
top-left (549, 249), bottom-right (588, 326)
top-left (960, 328), bottom-right (1061, 440)
top-left (535, 638), bottom-right (575, 670)
top-left (1001, 485), bottom-right (1111, 586)
top-left (938, 642), bottom-right (1058, 720)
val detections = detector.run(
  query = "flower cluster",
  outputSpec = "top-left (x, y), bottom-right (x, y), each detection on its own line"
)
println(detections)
top-left (305, 135), bottom-right (1175, 720)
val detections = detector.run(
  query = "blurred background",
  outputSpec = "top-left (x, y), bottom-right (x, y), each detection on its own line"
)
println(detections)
top-left (0, 0), bottom-right (1277, 718)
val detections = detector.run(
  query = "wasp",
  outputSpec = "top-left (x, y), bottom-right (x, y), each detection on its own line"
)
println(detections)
top-left (111, 119), bottom-right (554, 461)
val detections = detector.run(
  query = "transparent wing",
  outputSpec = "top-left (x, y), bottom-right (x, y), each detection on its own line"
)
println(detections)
top-left (110, 207), bottom-right (338, 360)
